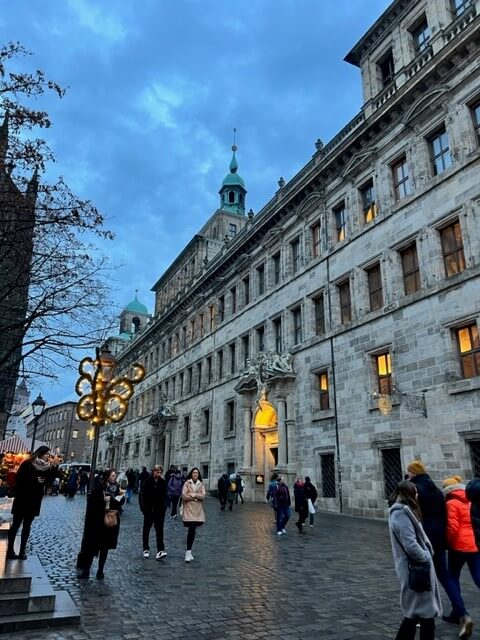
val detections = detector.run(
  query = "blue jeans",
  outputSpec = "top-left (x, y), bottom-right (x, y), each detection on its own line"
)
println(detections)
top-left (126, 487), bottom-right (133, 503)
top-left (276, 506), bottom-right (290, 533)
top-left (447, 550), bottom-right (480, 617)
top-left (434, 549), bottom-right (468, 617)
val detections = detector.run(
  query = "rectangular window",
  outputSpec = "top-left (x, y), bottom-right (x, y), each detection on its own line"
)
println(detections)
top-left (199, 313), bottom-right (205, 337)
top-left (242, 335), bottom-right (250, 366)
top-left (218, 350), bottom-right (224, 379)
top-left (456, 324), bottom-right (480, 379)
top-left (256, 326), bottom-right (265, 352)
top-left (429, 127), bottom-right (453, 175)
top-left (334, 202), bottom-right (346, 242)
top-left (411, 18), bottom-right (430, 54)
top-left (134, 441), bottom-right (140, 457)
top-left (72, 429), bottom-right (78, 439)
top-left (382, 448), bottom-right (403, 499)
top-left (470, 441), bottom-right (480, 477)
top-left (292, 307), bottom-right (302, 345)
top-left (440, 220), bottom-right (466, 277)
top-left (218, 295), bottom-right (225, 323)
top-left (400, 243), bottom-right (420, 295)
top-left (392, 157), bottom-right (411, 200)
top-left (182, 326), bottom-right (187, 349)
top-left (313, 294), bottom-right (325, 335)
top-left (145, 437), bottom-right (151, 454)
top-left (196, 362), bottom-right (202, 391)
top-left (311, 222), bottom-right (321, 258)
top-left (272, 252), bottom-right (281, 285)
top-left (229, 342), bottom-right (236, 374)
top-left (378, 49), bottom-right (394, 88)
top-left (206, 357), bottom-right (212, 384)
top-left (227, 462), bottom-right (235, 476)
top-left (375, 352), bottom-right (392, 394)
top-left (202, 464), bottom-right (209, 480)
top-left (190, 319), bottom-right (196, 343)
top-left (321, 453), bottom-right (336, 498)
top-left (367, 263), bottom-right (383, 311)
top-left (472, 101), bottom-right (480, 145)
top-left (243, 276), bottom-right (250, 305)
top-left (338, 280), bottom-right (351, 325)
top-left (172, 377), bottom-right (176, 400)
top-left (180, 372), bottom-right (184, 396)
top-left (209, 305), bottom-right (216, 331)
top-left (187, 367), bottom-right (193, 394)
top-left (318, 371), bottom-right (329, 410)
top-left (273, 317), bottom-right (282, 353)
top-left (167, 337), bottom-right (172, 358)
top-left (257, 264), bottom-right (265, 295)
top-left (291, 238), bottom-right (300, 273)
top-left (230, 286), bottom-right (237, 315)
top-left (360, 180), bottom-right (376, 223)
top-left (183, 416), bottom-right (190, 443)
top-left (124, 442), bottom-right (130, 457)
top-left (202, 409), bottom-right (210, 437)
top-left (226, 401), bottom-right (235, 432)
top-left (451, 0), bottom-right (473, 16)
top-left (229, 222), bottom-right (237, 237)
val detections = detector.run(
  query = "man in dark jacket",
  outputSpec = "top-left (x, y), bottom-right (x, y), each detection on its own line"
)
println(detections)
top-left (139, 465), bottom-right (167, 560)
top-left (272, 476), bottom-right (291, 536)
top-left (466, 478), bottom-right (480, 551)
top-left (126, 468), bottom-right (136, 503)
top-left (217, 473), bottom-right (229, 510)
top-left (138, 467), bottom-right (150, 491)
top-left (407, 460), bottom-right (464, 624)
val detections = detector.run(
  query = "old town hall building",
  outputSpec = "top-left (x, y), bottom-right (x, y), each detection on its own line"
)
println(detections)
top-left (98, 0), bottom-right (480, 517)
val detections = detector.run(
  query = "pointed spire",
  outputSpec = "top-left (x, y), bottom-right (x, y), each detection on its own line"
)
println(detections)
top-left (0, 112), bottom-right (9, 165)
top-left (26, 168), bottom-right (39, 203)
top-left (229, 145), bottom-right (238, 174)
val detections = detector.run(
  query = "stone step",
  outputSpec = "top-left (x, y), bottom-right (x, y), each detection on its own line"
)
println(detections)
top-left (0, 552), bottom-right (46, 595)
top-left (0, 589), bottom-right (80, 634)
top-left (0, 573), bottom-right (56, 616)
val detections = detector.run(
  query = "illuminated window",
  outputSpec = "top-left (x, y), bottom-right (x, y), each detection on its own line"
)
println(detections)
top-left (360, 181), bottom-right (376, 223)
top-left (311, 222), bottom-right (321, 258)
top-left (440, 220), bottom-right (465, 277)
top-left (428, 127), bottom-right (452, 175)
top-left (334, 202), bottom-right (346, 242)
top-left (375, 352), bottom-right (392, 395)
top-left (471, 101), bottom-right (480, 145)
top-left (400, 243), bottom-right (420, 294)
top-left (317, 371), bottom-right (329, 410)
top-left (313, 294), bottom-right (325, 335)
top-left (338, 280), bottom-right (351, 325)
top-left (392, 157), bottom-right (411, 200)
top-left (367, 264), bottom-right (383, 311)
top-left (411, 18), bottom-right (430, 54)
top-left (456, 324), bottom-right (480, 378)
top-left (72, 429), bottom-right (78, 439)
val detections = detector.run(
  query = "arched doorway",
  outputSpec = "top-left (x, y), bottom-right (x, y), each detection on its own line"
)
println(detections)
top-left (254, 392), bottom-right (279, 482)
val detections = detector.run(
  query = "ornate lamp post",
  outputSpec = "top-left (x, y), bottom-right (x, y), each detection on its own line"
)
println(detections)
top-left (75, 346), bottom-right (145, 490)
top-left (30, 393), bottom-right (46, 452)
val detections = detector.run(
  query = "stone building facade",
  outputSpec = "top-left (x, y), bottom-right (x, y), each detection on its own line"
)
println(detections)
top-left (98, 0), bottom-right (480, 517)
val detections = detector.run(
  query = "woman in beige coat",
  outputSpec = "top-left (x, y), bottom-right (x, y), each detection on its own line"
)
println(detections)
top-left (182, 467), bottom-right (206, 562)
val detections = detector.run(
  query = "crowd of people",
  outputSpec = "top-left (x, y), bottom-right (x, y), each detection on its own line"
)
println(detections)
top-left (5, 446), bottom-right (480, 639)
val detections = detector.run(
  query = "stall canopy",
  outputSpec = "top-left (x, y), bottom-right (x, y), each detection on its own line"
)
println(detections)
top-left (0, 435), bottom-right (47, 454)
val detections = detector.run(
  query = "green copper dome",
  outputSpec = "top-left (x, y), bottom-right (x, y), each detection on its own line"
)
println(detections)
top-left (221, 146), bottom-right (245, 189)
top-left (125, 293), bottom-right (148, 315)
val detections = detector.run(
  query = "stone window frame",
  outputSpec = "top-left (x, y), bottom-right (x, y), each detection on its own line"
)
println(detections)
top-left (271, 250), bottom-right (282, 286)
top-left (443, 314), bottom-right (480, 387)
top-left (365, 261), bottom-right (384, 312)
top-left (436, 215), bottom-right (466, 278)
top-left (288, 302), bottom-right (303, 348)
top-left (310, 219), bottom-right (322, 260)
top-left (201, 463), bottom-right (210, 480)
top-left (408, 12), bottom-right (431, 56)
top-left (241, 332), bottom-right (250, 367)
top-left (332, 199), bottom-right (347, 244)
top-left (224, 398), bottom-right (237, 437)
top-left (272, 314), bottom-right (283, 353)
top-left (358, 178), bottom-right (377, 224)
top-left (182, 414), bottom-right (191, 445)
top-left (307, 287), bottom-right (326, 337)
top-left (201, 406), bottom-right (211, 440)
top-left (376, 47), bottom-right (395, 91)
top-left (426, 123), bottom-right (453, 177)
top-left (365, 343), bottom-right (398, 411)
top-left (255, 323), bottom-right (266, 353)
top-left (310, 364), bottom-right (332, 416)
top-left (391, 154), bottom-right (412, 201)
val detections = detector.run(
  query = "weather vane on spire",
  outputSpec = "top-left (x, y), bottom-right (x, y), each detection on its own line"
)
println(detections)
top-left (232, 127), bottom-right (237, 152)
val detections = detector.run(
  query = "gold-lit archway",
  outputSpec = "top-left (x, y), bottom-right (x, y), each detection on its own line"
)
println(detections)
top-left (254, 391), bottom-right (278, 429)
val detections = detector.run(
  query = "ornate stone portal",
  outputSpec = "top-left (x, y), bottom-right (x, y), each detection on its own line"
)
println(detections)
top-left (147, 395), bottom-right (177, 470)
top-left (234, 352), bottom-right (296, 500)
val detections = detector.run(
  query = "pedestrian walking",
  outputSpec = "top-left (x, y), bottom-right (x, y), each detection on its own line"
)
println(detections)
top-left (443, 475), bottom-right (479, 638)
top-left (273, 476), bottom-right (291, 537)
top-left (78, 469), bottom-right (89, 495)
top-left (77, 469), bottom-right (125, 579)
top-left (218, 473), bottom-right (229, 510)
top-left (304, 476), bottom-right (317, 527)
top-left (66, 469), bottom-right (79, 499)
top-left (138, 466), bottom-right (150, 491)
top-left (139, 465), bottom-right (168, 560)
top-left (406, 460), bottom-right (463, 627)
top-left (389, 480), bottom-right (442, 640)
top-left (227, 474), bottom-right (237, 511)
top-left (182, 467), bottom-right (206, 562)
top-left (167, 469), bottom-right (183, 518)
top-left (7, 446), bottom-right (58, 560)
top-left (126, 468), bottom-right (136, 503)
top-left (235, 472), bottom-right (245, 504)
top-left (266, 473), bottom-right (279, 523)
top-left (293, 477), bottom-right (308, 533)
top-left (117, 469), bottom-right (128, 490)
top-left (466, 478), bottom-right (480, 550)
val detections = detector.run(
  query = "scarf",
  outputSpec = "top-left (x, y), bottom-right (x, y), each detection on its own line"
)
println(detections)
top-left (104, 481), bottom-right (118, 497)
top-left (32, 457), bottom-right (50, 473)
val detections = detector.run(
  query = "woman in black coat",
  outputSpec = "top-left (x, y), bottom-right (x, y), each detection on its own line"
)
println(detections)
top-left (293, 477), bottom-right (308, 534)
top-left (7, 446), bottom-right (57, 560)
top-left (77, 469), bottom-right (125, 579)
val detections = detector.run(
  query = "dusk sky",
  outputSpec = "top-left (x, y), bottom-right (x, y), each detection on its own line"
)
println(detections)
top-left (4, 0), bottom-right (391, 405)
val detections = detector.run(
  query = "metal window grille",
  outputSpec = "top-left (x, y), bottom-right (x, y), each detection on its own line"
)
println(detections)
top-left (470, 441), bottom-right (480, 477)
top-left (381, 448), bottom-right (402, 499)
top-left (321, 454), bottom-right (336, 498)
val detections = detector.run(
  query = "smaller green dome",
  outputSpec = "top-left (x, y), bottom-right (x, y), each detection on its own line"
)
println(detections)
top-left (222, 172), bottom-right (245, 188)
top-left (125, 293), bottom-right (148, 315)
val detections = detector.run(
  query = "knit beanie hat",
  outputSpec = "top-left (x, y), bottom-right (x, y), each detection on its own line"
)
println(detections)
top-left (442, 475), bottom-right (463, 488)
top-left (407, 460), bottom-right (426, 475)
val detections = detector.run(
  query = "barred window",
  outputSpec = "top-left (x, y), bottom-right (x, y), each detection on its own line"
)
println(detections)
top-left (338, 280), bottom-right (351, 325)
top-left (381, 448), bottom-right (402, 499)
top-left (317, 371), bottom-right (329, 410)
top-left (321, 454), bottom-right (336, 498)
top-left (440, 220), bottom-right (466, 277)
top-left (456, 324), bottom-right (480, 378)
top-left (469, 440), bottom-right (480, 477)
top-left (375, 352), bottom-right (392, 395)
top-left (429, 127), bottom-right (452, 175)
top-left (367, 263), bottom-right (383, 311)
top-left (392, 157), bottom-right (411, 200)
top-left (400, 243), bottom-right (420, 295)
top-left (360, 180), bottom-right (376, 223)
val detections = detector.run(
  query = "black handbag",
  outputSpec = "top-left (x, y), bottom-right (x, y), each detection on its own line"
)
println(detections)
top-left (391, 515), bottom-right (432, 593)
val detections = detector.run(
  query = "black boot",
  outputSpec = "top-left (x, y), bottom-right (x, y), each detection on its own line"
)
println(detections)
top-left (6, 548), bottom-right (18, 560)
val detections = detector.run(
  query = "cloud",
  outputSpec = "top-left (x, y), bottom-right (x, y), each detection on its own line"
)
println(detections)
top-left (67, 0), bottom-right (131, 42)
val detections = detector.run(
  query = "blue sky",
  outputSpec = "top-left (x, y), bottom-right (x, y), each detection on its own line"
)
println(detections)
top-left (4, 0), bottom-right (391, 405)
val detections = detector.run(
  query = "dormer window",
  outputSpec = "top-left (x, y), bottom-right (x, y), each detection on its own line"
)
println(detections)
top-left (411, 17), bottom-right (430, 55)
top-left (377, 49), bottom-right (394, 89)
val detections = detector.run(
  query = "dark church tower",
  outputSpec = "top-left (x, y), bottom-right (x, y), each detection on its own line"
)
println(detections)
top-left (0, 113), bottom-right (39, 438)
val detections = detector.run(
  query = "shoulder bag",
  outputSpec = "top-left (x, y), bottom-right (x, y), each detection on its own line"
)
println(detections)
top-left (104, 509), bottom-right (118, 528)
top-left (391, 517), bottom-right (431, 592)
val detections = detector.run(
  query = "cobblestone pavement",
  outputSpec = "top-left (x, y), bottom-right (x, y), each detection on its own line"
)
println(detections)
top-left (7, 494), bottom-right (480, 640)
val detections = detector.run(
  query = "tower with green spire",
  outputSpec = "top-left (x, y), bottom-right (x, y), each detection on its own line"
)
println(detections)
top-left (219, 143), bottom-right (246, 215)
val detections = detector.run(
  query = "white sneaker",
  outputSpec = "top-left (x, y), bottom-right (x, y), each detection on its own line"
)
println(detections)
top-left (143, 550), bottom-right (149, 558)
top-left (310, 525), bottom-right (314, 528)
top-left (185, 550), bottom-right (193, 562)
top-left (276, 531), bottom-right (283, 537)
top-left (156, 551), bottom-right (167, 560)
top-left (282, 529), bottom-right (287, 534)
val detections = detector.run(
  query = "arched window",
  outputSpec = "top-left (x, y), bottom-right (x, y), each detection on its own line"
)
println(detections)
top-left (229, 190), bottom-right (235, 203)
top-left (132, 317), bottom-right (140, 333)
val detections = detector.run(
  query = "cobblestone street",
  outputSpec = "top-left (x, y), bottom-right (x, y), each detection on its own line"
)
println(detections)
top-left (6, 494), bottom-right (480, 640)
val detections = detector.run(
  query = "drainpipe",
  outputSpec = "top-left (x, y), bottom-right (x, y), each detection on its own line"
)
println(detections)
top-left (326, 254), bottom-right (343, 513)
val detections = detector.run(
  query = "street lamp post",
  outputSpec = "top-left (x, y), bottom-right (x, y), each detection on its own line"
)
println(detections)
top-left (75, 346), bottom-right (145, 491)
top-left (31, 393), bottom-right (46, 452)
